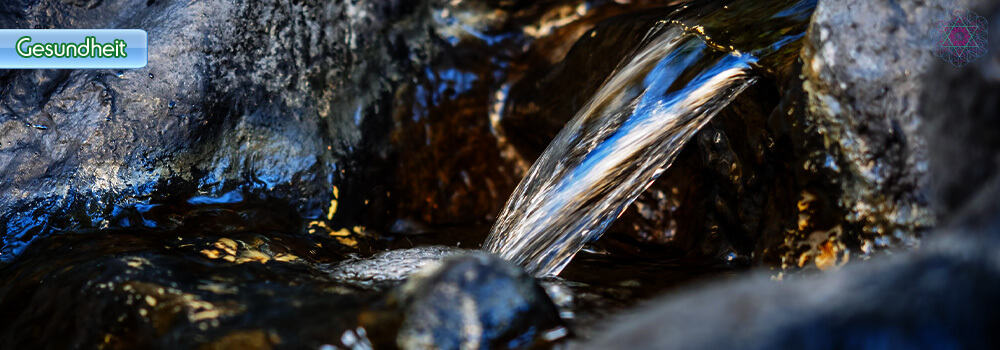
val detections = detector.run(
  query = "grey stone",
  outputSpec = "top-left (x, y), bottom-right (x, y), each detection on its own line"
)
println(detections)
top-left (0, 0), bottom-right (435, 260)
top-left (799, 0), bottom-right (985, 242)
top-left (577, 234), bottom-right (1000, 350)
top-left (393, 253), bottom-right (566, 349)
top-left (329, 246), bottom-right (468, 283)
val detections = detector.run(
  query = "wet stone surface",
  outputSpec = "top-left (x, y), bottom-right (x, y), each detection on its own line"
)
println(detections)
top-left (794, 0), bottom-right (998, 263)
top-left (0, 231), bottom-right (377, 349)
top-left (0, 0), bottom-right (437, 259)
top-left (390, 253), bottom-right (566, 349)
top-left (328, 246), bottom-right (468, 284)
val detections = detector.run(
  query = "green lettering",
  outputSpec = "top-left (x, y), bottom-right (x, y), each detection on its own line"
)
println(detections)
top-left (78, 40), bottom-right (89, 57)
top-left (116, 39), bottom-right (127, 58)
top-left (15, 36), bottom-right (31, 57)
top-left (30, 44), bottom-right (44, 57)
top-left (14, 35), bottom-right (132, 59)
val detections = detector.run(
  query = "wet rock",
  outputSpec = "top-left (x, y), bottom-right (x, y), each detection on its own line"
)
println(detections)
top-left (329, 246), bottom-right (467, 283)
top-left (798, 0), bottom-right (992, 254)
top-left (0, 0), bottom-right (685, 262)
top-left (0, 0), bottom-right (434, 260)
top-left (0, 233), bottom-right (562, 348)
top-left (0, 231), bottom-right (380, 349)
top-left (390, 253), bottom-right (566, 349)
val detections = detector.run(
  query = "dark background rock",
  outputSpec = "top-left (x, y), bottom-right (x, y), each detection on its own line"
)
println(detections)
top-left (921, 5), bottom-right (1000, 230)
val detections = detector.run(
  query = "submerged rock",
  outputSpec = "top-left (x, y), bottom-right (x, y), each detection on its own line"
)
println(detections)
top-left (391, 253), bottom-right (566, 349)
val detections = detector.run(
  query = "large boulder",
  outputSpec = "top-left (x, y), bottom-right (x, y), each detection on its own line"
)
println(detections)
top-left (0, 0), bottom-right (435, 260)
top-left (578, 235), bottom-right (1000, 350)
top-left (796, 0), bottom-right (983, 257)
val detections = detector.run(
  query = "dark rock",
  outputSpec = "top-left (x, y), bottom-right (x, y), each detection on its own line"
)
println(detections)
top-left (390, 253), bottom-right (566, 349)
top-left (0, 230), bottom-right (380, 349)
top-left (373, 0), bottom-right (673, 227)
top-left (0, 0), bottom-right (434, 260)
top-left (500, 8), bottom-right (678, 158)
top-left (577, 235), bottom-right (1000, 350)
top-left (0, 235), bottom-right (558, 348)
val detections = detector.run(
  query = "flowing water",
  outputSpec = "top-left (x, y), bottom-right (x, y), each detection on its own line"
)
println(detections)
top-left (484, 28), bottom-right (756, 276)
top-left (484, 0), bottom-right (817, 276)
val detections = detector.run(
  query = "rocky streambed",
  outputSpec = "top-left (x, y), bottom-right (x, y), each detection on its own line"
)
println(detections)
top-left (2, 0), bottom-right (1000, 349)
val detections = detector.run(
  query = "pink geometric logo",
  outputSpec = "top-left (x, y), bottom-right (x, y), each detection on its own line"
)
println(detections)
top-left (935, 9), bottom-right (988, 67)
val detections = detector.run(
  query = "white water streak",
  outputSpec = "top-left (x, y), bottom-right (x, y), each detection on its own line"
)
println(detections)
top-left (483, 27), bottom-right (756, 276)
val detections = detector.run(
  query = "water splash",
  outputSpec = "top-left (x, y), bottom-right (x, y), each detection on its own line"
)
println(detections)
top-left (483, 26), bottom-right (757, 276)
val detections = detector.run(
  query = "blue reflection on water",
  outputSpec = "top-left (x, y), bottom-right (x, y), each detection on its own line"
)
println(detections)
top-left (186, 190), bottom-right (244, 205)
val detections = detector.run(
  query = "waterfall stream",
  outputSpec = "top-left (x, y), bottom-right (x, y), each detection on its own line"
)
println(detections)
top-left (484, 27), bottom-right (757, 276)
top-left (484, 0), bottom-right (817, 277)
